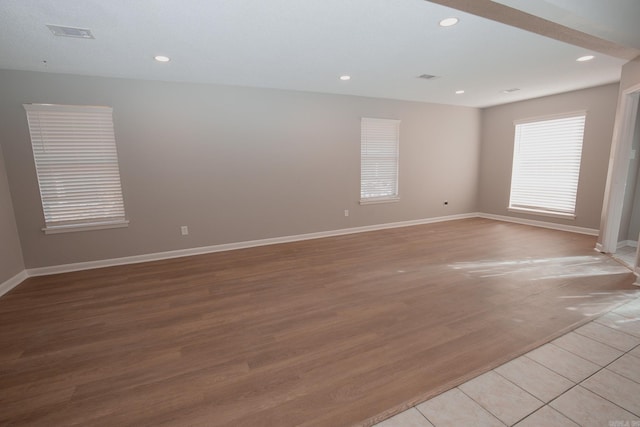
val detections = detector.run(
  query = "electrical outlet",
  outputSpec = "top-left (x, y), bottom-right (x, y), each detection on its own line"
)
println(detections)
top-left (344, 209), bottom-right (349, 217)
top-left (181, 225), bottom-right (189, 236)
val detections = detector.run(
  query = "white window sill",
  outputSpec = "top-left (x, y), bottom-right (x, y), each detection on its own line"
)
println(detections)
top-left (360, 196), bottom-right (400, 205)
top-left (43, 220), bottom-right (129, 234)
top-left (508, 207), bottom-right (575, 220)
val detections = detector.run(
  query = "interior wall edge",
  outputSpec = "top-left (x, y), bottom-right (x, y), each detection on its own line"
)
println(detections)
top-left (0, 142), bottom-right (25, 283)
top-left (0, 270), bottom-right (28, 298)
top-left (26, 212), bottom-right (479, 277)
top-left (0, 212), bottom-right (606, 299)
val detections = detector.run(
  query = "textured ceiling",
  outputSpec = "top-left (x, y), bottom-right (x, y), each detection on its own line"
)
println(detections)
top-left (0, 0), bottom-right (633, 107)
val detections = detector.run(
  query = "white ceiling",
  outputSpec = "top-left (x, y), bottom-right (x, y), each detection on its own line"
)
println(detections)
top-left (0, 0), bottom-right (634, 107)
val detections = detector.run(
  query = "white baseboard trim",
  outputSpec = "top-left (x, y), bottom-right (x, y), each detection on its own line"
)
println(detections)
top-left (27, 212), bottom-right (480, 277)
top-left (0, 270), bottom-right (28, 298)
top-left (3, 212), bottom-right (605, 296)
top-left (617, 240), bottom-right (638, 249)
top-left (477, 213), bottom-right (599, 236)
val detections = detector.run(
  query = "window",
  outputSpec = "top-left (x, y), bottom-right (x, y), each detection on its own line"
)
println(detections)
top-left (24, 104), bottom-right (128, 233)
top-left (360, 117), bottom-right (400, 204)
top-left (509, 113), bottom-right (586, 218)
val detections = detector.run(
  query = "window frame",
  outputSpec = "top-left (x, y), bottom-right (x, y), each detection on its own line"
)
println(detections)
top-left (508, 111), bottom-right (587, 219)
top-left (360, 117), bottom-right (400, 205)
top-left (24, 103), bottom-right (129, 234)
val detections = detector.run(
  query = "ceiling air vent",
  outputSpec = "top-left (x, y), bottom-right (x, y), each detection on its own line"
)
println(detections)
top-left (417, 74), bottom-right (440, 80)
top-left (47, 25), bottom-right (94, 39)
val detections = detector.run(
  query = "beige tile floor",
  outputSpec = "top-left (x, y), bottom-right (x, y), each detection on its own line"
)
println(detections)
top-left (374, 297), bottom-right (640, 427)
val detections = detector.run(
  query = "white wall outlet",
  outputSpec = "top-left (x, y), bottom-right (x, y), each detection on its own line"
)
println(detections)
top-left (181, 225), bottom-right (189, 236)
top-left (344, 209), bottom-right (349, 217)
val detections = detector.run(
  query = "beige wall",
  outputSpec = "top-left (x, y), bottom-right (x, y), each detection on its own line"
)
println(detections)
top-left (0, 144), bottom-right (24, 282)
top-left (479, 84), bottom-right (620, 229)
top-left (0, 69), bottom-right (481, 268)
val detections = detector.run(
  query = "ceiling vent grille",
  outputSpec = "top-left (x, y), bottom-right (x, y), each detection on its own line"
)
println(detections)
top-left (47, 25), bottom-right (94, 39)
top-left (417, 74), bottom-right (440, 80)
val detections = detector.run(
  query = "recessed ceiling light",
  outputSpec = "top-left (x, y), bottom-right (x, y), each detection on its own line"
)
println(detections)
top-left (455, 90), bottom-right (465, 94)
top-left (576, 55), bottom-right (594, 62)
top-left (339, 75), bottom-right (351, 81)
top-left (154, 55), bottom-right (170, 63)
top-left (439, 17), bottom-right (459, 27)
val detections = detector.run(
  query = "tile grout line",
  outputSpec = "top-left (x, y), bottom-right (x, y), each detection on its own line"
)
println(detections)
top-left (424, 332), bottom-right (640, 426)
top-left (593, 314), bottom-right (640, 337)
top-left (502, 338), bottom-right (640, 425)
top-left (543, 342), bottom-right (640, 421)
top-left (573, 324), bottom-right (640, 352)
top-left (608, 347), bottom-right (640, 386)
top-left (579, 343), bottom-right (640, 418)
top-left (455, 322), bottom-right (640, 425)
top-left (519, 353), bottom-right (578, 384)
top-left (501, 302), bottom-right (640, 424)
top-left (412, 406), bottom-right (435, 426)
top-left (488, 369), bottom-right (549, 425)
top-left (454, 385), bottom-right (513, 426)
top-left (519, 346), bottom-right (592, 385)
top-left (374, 299), bottom-right (640, 427)
top-left (547, 340), bottom-right (615, 367)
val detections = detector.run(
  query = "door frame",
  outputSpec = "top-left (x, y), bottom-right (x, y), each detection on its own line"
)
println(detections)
top-left (597, 83), bottom-right (640, 254)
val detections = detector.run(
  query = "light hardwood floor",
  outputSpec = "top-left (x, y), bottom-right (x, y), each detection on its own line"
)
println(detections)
top-left (0, 218), bottom-right (638, 426)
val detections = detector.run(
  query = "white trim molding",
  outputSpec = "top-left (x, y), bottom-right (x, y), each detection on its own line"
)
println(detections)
top-left (359, 197), bottom-right (400, 205)
top-left (478, 213), bottom-right (599, 236)
top-left (598, 82), bottom-right (640, 253)
top-left (513, 110), bottom-right (588, 125)
top-left (617, 240), bottom-right (638, 249)
top-left (507, 207), bottom-right (576, 220)
top-left (3, 212), bottom-right (608, 298)
top-left (43, 220), bottom-right (129, 235)
top-left (28, 213), bottom-right (480, 277)
top-left (0, 270), bottom-right (29, 298)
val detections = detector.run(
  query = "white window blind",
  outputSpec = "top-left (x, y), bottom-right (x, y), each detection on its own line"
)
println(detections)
top-left (24, 104), bottom-right (128, 233)
top-left (509, 113), bottom-right (586, 218)
top-left (360, 117), bottom-right (400, 203)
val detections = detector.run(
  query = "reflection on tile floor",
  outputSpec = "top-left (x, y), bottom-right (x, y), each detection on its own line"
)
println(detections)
top-left (614, 245), bottom-right (637, 270)
top-left (374, 297), bottom-right (640, 427)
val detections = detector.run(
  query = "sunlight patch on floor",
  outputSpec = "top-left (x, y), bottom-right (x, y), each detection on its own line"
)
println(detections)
top-left (614, 245), bottom-right (637, 269)
top-left (450, 255), bottom-right (631, 280)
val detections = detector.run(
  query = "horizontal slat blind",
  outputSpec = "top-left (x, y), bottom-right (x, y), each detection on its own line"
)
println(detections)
top-left (509, 114), bottom-right (586, 215)
top-left (24, 104), bottom-right (126, 229)
top-left (361, 118), bottom-right (400, 200)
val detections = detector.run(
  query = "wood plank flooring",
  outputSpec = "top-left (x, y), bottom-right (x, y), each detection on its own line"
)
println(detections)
top-left (1, 218), bottom-right (638, 426)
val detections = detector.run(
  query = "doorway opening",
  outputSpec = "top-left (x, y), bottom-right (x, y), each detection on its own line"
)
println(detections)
top-left (598, 84), bottom-right (640, 275)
